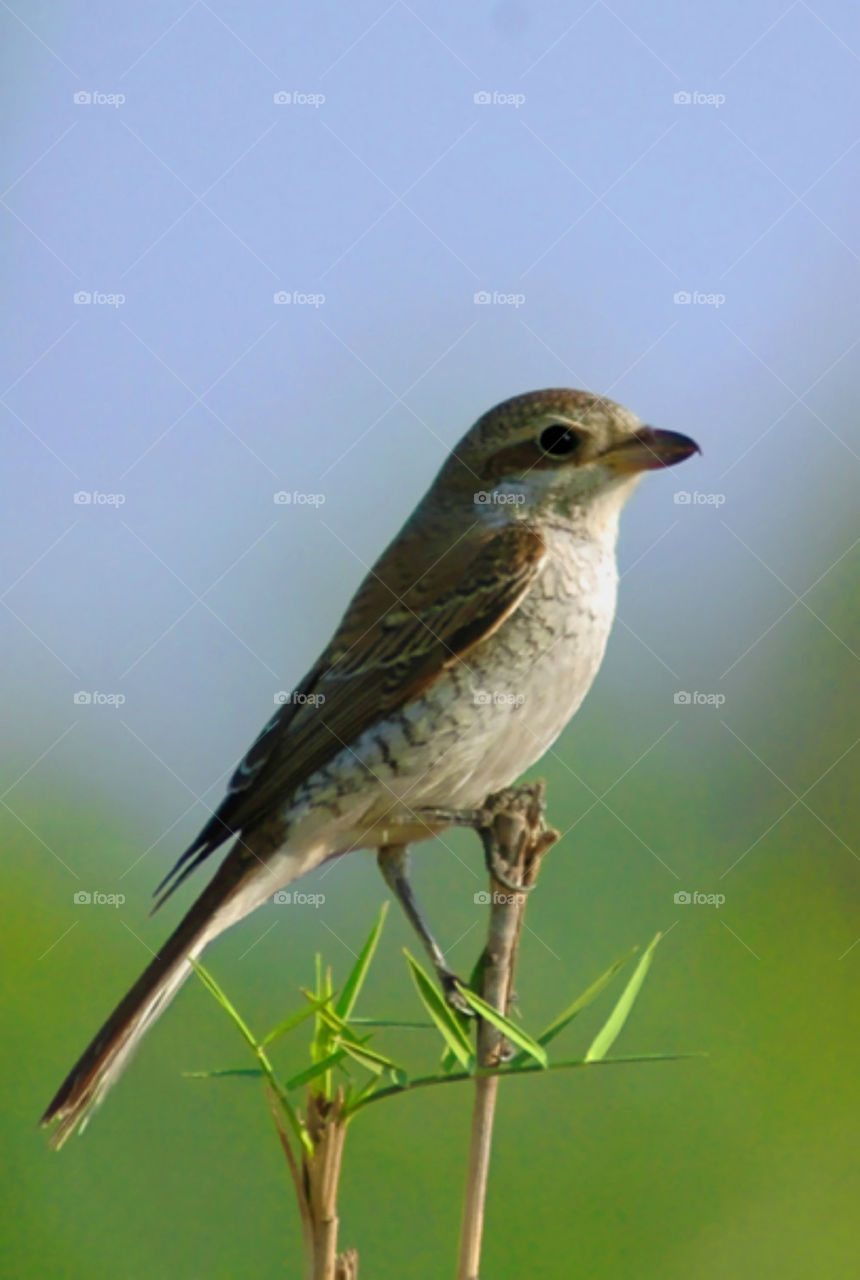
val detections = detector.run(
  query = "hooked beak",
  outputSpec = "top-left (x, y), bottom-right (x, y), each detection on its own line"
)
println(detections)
top-left (602, 426), bottom-right (700, 474)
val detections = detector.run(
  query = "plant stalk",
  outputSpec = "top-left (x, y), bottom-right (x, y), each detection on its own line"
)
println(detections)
top-left (456, 785), bottom-right (557, 1280)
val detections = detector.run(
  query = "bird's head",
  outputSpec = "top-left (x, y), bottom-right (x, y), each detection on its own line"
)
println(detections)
top-left (440, 388), bottom-right (699, 531)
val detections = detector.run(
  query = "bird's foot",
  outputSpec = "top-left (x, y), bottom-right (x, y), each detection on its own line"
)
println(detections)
top-left (439, 970), bottom-right (475, 1017)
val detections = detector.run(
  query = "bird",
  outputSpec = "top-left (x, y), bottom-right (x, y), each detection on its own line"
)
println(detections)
top-left (42, 387), bottom-right (698, 1147)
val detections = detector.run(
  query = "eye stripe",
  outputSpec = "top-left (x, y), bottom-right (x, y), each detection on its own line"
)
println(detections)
top-left (485, 425), bottom-right (585, 478)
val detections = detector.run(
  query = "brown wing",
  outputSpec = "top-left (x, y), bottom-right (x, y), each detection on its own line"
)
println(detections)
top-left (155, 522), bottom-right (546, 904)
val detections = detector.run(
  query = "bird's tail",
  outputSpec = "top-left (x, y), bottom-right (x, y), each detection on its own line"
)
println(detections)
top-left (41, 850), bottom-right (266, 1149)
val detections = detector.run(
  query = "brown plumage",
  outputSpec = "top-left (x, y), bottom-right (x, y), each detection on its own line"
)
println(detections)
top-left (42, 387), bottom-right (698, 1146)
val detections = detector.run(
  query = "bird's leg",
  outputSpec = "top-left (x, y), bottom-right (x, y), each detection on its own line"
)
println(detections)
top-left (418, 806), bottom-right (484, 829)
top-left (376, 844), bottom-right (472, 1015)
top-left (416, 805), bottom-right (535, 894)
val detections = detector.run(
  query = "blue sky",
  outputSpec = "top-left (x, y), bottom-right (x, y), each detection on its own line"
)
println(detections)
top-left (3, 0), bottom-right (858, 861)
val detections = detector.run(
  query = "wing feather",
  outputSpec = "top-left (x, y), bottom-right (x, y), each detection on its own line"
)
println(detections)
top-left (154, 522), bottom-right (545, 906)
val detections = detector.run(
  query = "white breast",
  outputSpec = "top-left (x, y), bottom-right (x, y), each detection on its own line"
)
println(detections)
top-left (412, 525), bottom-right (620, 807)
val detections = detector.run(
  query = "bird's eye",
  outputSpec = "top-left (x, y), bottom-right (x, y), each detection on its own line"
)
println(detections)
top-left (538, 423), bottom-right (582, 457)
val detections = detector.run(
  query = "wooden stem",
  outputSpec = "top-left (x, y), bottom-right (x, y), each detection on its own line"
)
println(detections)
top-left (269, 1085), bottom-right (357, 1280)
top-left (457, 784), bottom-right (558, 1280)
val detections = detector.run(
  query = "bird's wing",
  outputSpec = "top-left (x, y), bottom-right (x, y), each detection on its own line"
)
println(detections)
top-left (154, 522), bottom-right (547, 904)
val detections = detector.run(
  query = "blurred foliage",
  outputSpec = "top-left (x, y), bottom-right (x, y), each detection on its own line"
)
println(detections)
top-left (3, 540), bottom-right (858, 1278)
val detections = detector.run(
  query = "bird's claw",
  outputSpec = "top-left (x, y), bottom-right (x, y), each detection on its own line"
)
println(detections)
top-left (484, 846), bottom-right (533, 894)
top-left (440, 971), bottom-right (475, 1017)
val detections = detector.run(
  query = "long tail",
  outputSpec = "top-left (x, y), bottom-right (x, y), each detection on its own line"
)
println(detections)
top-left (41, 848), bottom-right (269, 1149)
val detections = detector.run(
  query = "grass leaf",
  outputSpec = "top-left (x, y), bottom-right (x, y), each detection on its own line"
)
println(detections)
top-left (584, 934), bottom-right (662, 1062)
top-left (509, 948), bottom-right (638, 1067)
top-left (260, 1000), bottom-right (318, 1048)
top-left (183, 1068), bottom-right (265, 1080)
top-left (334, 901), bottom-right (389, 1021)
top-left (190, 960), bottom-right (258, 1051)
top-left (335, 1038), bottom-right (402, 1074)
top-left (348, 1018), bottom-right (434, 1030)
top-left (286, 1051), bottom-right (347, 1092)
top-left (455, 986), bottom-right (548, 1067)
top-left (404, 951), bottom-right (474, 1071)
top-left (347, 1048), bottom-right (699, 1113)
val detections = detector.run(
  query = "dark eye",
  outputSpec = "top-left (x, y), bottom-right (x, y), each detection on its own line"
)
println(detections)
top-left (539, 423), bottom-right (582, 456)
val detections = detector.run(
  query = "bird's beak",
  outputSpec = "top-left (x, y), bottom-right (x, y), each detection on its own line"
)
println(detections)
top-left (601, 427), bottom-right (700, 474)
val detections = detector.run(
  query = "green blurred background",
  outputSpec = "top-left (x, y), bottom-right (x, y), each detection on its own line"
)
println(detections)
top-left (3, 2), bottom-right (859, 1277)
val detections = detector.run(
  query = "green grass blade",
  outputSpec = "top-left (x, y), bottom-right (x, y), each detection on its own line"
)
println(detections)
top-left (509, 948), bottom-right (638, 1067)
top-left (454, 986), bottom-right (547, 1067)
top-left (312, 955), bottom-right (335, 1064)
top-left (346, 1049), bottom-right (700, 1114)
top-left (260, 1000), bottom-right (318, 1048)
top-left (335, 1038), bottom-right (402, 1073)
top-left (190, 960), bottom-right (258, 1050)
top-left (308, 997), bottom-right (364, 1043)
top-left (337, 1044), bottom-right (389, 1075)
top-left (404, 951), bottom-right (474, 1070)
top-left (584, 933), bottom-right (662, 1062)
top-left (183, 1068), bottom-right (265, 1080)
top-left (286, 1050), bottom-right (347, 1092)
top-left (306, 1000), bottom-right (402, 1072)
top-left (190, 961), bottom-right (311, 1153)
top-left (348, 1018), bottom-right (435, 1030)
top-left (334, 901), bottom-right (389, 1021)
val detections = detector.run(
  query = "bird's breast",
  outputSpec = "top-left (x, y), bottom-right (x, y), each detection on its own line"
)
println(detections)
top-left (396, 530), bottom-right (620, 807)
top-left (283, 530), bottom-right (620, 838)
